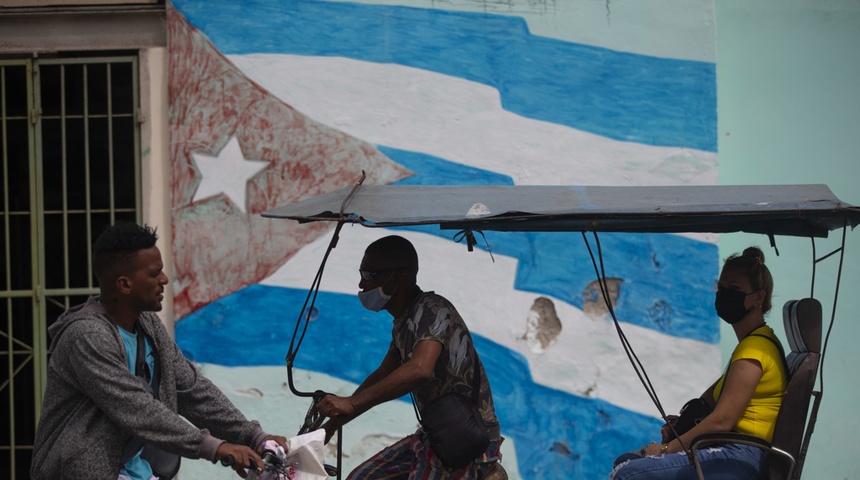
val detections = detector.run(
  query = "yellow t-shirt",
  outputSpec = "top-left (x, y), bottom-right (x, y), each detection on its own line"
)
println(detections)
top-left (713, 325), bottom-right (787, 442)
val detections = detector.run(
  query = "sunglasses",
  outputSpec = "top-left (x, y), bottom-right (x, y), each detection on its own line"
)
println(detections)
top-left (359, 267), bottom-right (408, 281)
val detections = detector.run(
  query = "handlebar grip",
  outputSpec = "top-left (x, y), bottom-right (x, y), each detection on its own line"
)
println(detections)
top-left (220, 455), bottom-right (234, 467)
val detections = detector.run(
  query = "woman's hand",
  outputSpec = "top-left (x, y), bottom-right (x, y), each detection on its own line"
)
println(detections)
top-left (643, 442), bottom-right (667, 456)
top-left (660, 415), bottom-right (679, 443)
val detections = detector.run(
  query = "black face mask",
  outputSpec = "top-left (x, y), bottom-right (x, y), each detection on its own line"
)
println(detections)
top-left (714, 288), bottom-right (753, 325)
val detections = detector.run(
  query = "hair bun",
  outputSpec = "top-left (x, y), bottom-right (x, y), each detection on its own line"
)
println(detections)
top-left (742, 246), bottom-right (765, 264)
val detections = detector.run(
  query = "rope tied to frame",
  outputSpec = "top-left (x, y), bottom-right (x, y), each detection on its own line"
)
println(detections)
top-left (453, 228), bottom-right (495, 263)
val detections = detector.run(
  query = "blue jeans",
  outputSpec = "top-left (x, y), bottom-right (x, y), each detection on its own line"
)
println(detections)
top-left (609, 443), bottom-right (767, 480)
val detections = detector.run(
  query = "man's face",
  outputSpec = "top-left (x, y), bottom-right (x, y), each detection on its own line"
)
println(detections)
top-left (358, 252), bottom-right (405, 295)
top-left (125, 246), bottom-right (169, 312)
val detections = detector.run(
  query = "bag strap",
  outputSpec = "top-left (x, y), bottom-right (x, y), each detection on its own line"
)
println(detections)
top-left (135, 323), bottom-right (151, 383)
top-left (749, 333), bottom-right (791, 385)
top-left (135, 322), bottom-right (162, 399)
top-left (121, 324), bottom-right (154, 464)
top-left (396, 348), bottom-right (482, 425)
top-left (466, 359), bottom-right (482, 405)
top-left (121, 323), bottom-right (166, 466)
top-left (715, 329), bottom-right (788, 401)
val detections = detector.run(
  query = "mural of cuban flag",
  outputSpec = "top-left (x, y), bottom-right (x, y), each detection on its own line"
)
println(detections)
top-left (167, 1), bottom-right (720, 478)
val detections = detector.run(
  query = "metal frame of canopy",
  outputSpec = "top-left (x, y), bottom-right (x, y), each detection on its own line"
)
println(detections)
top-left (264, 177), bottom-right (859, 479)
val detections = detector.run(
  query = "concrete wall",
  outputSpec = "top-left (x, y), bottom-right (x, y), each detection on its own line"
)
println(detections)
top-left (716, 1), bottom-right (860, 478)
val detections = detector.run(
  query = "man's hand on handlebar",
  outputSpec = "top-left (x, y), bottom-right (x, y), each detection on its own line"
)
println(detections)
top-left (315, 394), bottom-right (356, 419)
top-left (216, 442), bottom-right (264, 478)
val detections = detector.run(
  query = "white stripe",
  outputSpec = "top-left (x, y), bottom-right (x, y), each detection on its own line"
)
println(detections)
top-left (227, 55), bottom-right (718, 187)
top-left (231, 54), bottom-right (718, 243)
top-left (262, 228), bottom-right (721, 416)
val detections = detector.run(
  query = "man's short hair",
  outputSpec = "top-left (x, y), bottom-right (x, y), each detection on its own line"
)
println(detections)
top-left (92, 223), bottom-right (158, 282)
top-left (366, 235), bottom-right (419, 271)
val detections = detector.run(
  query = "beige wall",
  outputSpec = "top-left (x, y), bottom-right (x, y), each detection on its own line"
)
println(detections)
top-left (0, 6), bottom-right (173, 330)
top-left (139, 46), bottom-right (174, 334)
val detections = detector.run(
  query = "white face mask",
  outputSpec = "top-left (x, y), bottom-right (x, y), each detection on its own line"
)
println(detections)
top-left (358, 286), bottom-right (392, 312)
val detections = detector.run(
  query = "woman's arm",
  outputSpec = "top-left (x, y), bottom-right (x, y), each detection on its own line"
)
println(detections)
top-left (648, 358), bottom-right (763, 455)
top-left (699, 378), bottom-right (720, 410)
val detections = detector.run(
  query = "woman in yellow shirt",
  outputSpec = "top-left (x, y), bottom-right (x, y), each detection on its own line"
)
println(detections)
top-left (610, 247), bottom-right (787, 480)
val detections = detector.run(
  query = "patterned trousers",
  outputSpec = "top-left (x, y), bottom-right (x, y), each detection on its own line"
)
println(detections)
top-left (347, 431), bottom-right (503, 480)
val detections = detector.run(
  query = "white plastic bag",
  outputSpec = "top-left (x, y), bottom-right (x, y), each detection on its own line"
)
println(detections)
top-left (284, 429), bottom-right (328, 480)
top-left (247, 430), bottom-right (327, 480)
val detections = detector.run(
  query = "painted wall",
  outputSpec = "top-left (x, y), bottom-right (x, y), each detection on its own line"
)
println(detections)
top-left (146, 1), bottom-right (858, 478)
top-left (715, 1), bottom-right (860, 478)
top-left (156, 1), bottom-right (841, 479)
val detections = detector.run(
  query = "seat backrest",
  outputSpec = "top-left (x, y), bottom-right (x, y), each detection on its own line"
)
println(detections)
top-left (783, 298), bottom-right (822, 373)
top-left (768, 298), bottom-right (822, 480)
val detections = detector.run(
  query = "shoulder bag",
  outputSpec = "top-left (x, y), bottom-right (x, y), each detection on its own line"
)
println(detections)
top-left (405, 355), bottom-right (490, 469)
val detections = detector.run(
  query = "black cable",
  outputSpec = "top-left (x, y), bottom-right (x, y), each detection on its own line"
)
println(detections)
top-left (810, 236), bottom-right (816, 299)
top-left (285, 172), bottom-right (366, 399)
top-left (580, 232), bottom-right (691, 453)
top-left (818, 221), bottom-right (847, 393)
top-left (285, 224), bottom-right (343, 398)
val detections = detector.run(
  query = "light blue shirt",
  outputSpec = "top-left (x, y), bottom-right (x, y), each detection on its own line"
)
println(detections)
top-left (117, 325), bottom-right (155, 480)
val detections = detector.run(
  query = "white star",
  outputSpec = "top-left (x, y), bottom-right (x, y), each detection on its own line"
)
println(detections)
top-left (191, 136), bottom-right (269, 214)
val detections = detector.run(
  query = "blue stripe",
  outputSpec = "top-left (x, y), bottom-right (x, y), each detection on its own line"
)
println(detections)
top-left (172, 0), bottom-right (717, 151)
top-left (176, 284), bottom-right (662, 478)
top-left (380, 146), bottom-right (721, 343)
top-left (379, 146), bottom-right (515, 187)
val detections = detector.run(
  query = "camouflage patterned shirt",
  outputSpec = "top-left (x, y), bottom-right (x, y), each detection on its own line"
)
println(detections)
top-left (390, 291), bottom-right (499, 435)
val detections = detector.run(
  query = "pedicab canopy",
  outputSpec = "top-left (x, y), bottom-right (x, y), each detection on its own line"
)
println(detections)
top-left (262, 184), bottom-right (860, 238)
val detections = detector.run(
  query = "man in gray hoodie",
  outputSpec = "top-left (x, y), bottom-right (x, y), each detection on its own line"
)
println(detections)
top-left (31, 223), bottom-right (286, 479)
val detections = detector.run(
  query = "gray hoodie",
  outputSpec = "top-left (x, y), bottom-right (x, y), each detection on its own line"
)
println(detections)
top-left (31, 297), bottom-right (268, 479)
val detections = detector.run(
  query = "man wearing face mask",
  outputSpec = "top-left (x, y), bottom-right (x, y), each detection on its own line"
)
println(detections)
top-left (610, 246), bottom-right (787, 480)
top-left (314, 235), bottom-right (504, 479)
